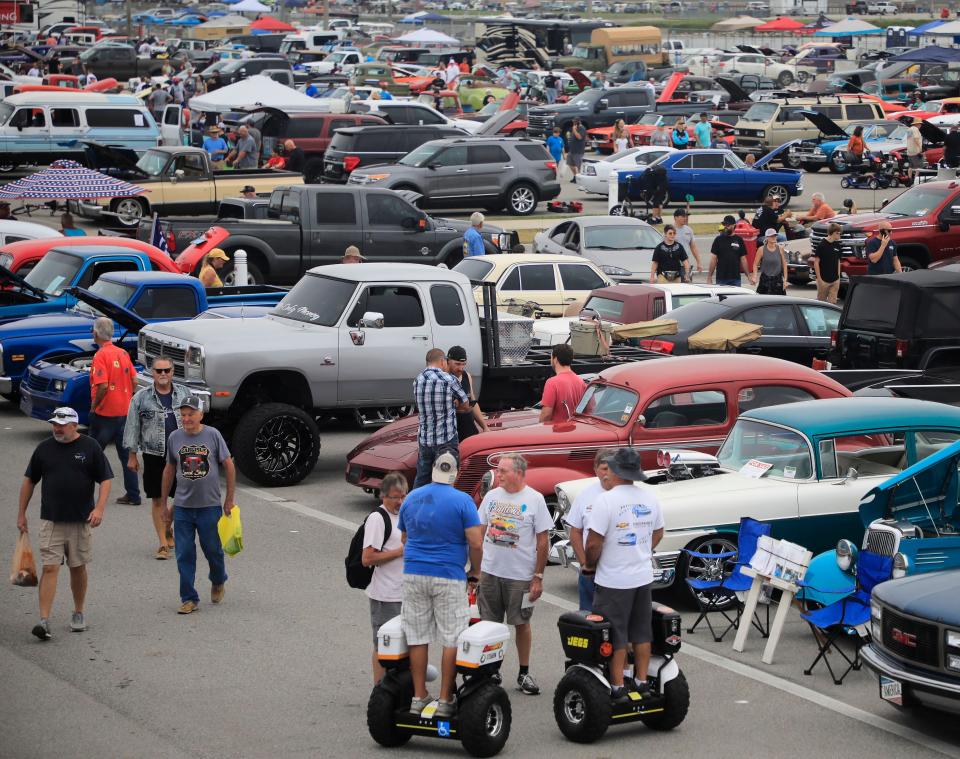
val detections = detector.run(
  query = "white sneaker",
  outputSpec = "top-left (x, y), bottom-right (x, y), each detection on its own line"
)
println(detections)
top-left (70, 612), bottom-right (86, 632)
top-left (409, 695), bottom-right (433, 715)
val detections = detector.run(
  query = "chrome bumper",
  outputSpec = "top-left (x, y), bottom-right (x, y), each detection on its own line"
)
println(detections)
top-left (0, 375), bottom-right (12, 394)
top-left (551, 541), bottom-right (680, 590)
top-left (134, 372), bottom-right (212, 411)
top-left (861, 644), bottom-right (960, 706)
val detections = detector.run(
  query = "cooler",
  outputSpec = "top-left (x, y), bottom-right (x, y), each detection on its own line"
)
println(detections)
top-left (570, 320), bottom-right (613, 356)
top-left (557, 610), bottom-right (614, 665)
top-left (376, 614), bottom-right (409, 669)
top-left (456, 621), bottom-right (510, 674)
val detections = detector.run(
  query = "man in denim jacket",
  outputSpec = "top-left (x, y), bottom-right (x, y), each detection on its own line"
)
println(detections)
top-left (123, 357), bottom-right (189, 560)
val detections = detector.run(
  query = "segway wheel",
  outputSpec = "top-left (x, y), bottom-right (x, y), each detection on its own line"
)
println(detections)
top-left (639, 671), bottom-right (690, 731)
top-left (552, 668), bottom-right (612, 744)
top-left (367, 685), bottom-right (411, 747)
top-left (840, 177), bottom-right (850, 188)
top-left (459, 682), bottom-right (512, 758)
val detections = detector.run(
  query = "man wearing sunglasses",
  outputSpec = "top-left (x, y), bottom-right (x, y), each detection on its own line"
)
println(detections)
top-left (124, 356), bottom-right (189, 560)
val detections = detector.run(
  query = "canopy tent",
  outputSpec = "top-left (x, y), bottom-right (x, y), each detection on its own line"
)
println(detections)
top-left (392, 27), bottom-right (460, 45)
top-left (889, 45), bottom-right (960, 63)
top-left (711, 16), bottom-right (765, 32)
top-left (250, 15), bottom-right (295, 32)
top-left (0, 160), bottom-right (147, 200)
top-left (192, 14), bottom-right (251, 38)
top-left (400, 11), bottom-right (451, 24)
top-left (230, 0), bottom-right (271, 11)
top-left (802, 15), bottom-right (836, 32)
top-left (927, 21), bottom-right (960, 36)
top-left (907, 20), bottom-right (946, 36)
top-left (188, 75), bottom-right (329, 112)
top-left (755, 17), bottom-right (807, 33)
top-left (195, 13), bottom-right (250, 26)
top-left (813, 17), bottom-right (883, 36)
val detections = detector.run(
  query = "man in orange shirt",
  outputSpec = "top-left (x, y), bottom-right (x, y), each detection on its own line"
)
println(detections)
top-left (796, 193), bottom-right (835, 225)
top-left (90, 317), bottom-right (141, 506)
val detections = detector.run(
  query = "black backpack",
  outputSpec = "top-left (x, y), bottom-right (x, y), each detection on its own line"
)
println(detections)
top-left (345, 507), bottom-right (393, 589)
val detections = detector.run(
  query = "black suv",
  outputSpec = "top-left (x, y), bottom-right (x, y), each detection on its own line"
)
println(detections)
top-left (526, 86), bottom-right (655, 140)
top-left (323, 124), bottom-right (467, 183)
top-left (212, 56), bottom-right (292, 85)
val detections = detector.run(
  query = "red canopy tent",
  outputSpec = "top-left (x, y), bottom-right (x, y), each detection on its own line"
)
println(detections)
top-left (754, 16), bottom-right (809, 33)
top-left (250, 16), bottom-right (296, 32)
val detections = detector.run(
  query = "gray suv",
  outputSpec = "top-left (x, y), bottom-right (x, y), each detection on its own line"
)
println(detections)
top-left (347, 137), bottom-right (562, 216)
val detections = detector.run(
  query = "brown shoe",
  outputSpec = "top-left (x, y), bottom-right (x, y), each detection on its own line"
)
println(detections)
top-left (155, 546), bottom-right (170, 560)
top-left (211, 584), bottom-right (225, 604)
top-left (177, 601), bottom-right (198, 614)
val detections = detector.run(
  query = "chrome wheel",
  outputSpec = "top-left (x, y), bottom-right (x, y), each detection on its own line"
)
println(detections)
top-left (609, 203), bottom-right (626, 216)
top-left (114, 198), bottom-right (145, 225)
top-left (485, 702), bottom-right (505, 738)
top-left (562, 689), bottom-right (586, 725)
top-left (685, 536), bottom-right (738, 583)
top-left (254, 414), bottom-right (312, 478)
top-left (0, 159), bottom-right (16, 173)
top-left (508, 184), bottom-right (537, 215)
top-left (764, 185), bottom-right (789, 205)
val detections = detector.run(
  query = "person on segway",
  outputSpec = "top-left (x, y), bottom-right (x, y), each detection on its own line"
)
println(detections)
top-left (583, 448), bottom-right (665, 700)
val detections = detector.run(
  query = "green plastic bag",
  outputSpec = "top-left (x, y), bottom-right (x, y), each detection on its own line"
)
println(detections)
top-left (218, 506), bottom-right (243, 557)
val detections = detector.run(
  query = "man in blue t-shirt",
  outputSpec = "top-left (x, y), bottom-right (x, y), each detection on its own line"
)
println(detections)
top-left (463, 211), bottom-right (486, 257)
top-left (694, 113), bottom-right (712, 149)
top-left (398, 452), bottom-right (483, 718)
top-left (865, 223), bottom-right (902, 275)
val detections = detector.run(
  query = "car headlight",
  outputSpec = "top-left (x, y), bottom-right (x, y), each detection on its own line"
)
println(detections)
top-left (813, 147), bottom-right (824, 155)
top-left (892, 551), bottom-right (909, 579)
top-left (756, 130), bottom-right (765, 138)
top-left (364, 173), bottom-right (391, 183)
top-left (479, 469), bottom-right (495, 499)
top-left (947, 630), bottom-right (960, 649)
top-left (582, 164), bottom-right (596, 176)
top-left (600, 265), bottom-right (632, 276)
top-left (184, 345), bottom-right (204, 381)
top-left (835, 539), bottom-right (857, 571)
top-left (557, 489), bottom-right (571, 516)
top-left (948, 654), bottom-right (960, 672)
top-left (52, 379), bottom-right (66, 392)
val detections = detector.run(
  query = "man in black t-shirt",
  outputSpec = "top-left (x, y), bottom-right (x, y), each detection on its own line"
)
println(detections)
top-left (650, 225), bottom-right (690, 282)
top-left (813, 222), bottom-right (842, 304)
top-left (708, 215), bottom-right (754, 286)
top-left (17, 407), bottom-right (113, 641)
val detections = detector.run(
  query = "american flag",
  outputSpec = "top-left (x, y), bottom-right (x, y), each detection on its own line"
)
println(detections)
top-left (149, 212), bottom-right (169, 256)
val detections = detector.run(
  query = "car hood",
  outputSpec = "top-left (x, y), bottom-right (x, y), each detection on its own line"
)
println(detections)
top-left (145, 312), bottom-right (338, 348)
top-left (919, 120), bottom-right (947, 143)
top-left (754, 140), bottom-right (801, 169)
top-left (713, 76), bottom-right (751, 104)
top-left (799, 109), bottom-right (848, 138)
top-left (474, 108), bottom-right (519, 137)
top-left (653, 471), bottom-right (794, 530)
top-left (873, 570), bottom-right (960, 625)
top-left (0, 310), bottom-right (95, 340)
top-left (67, 286), bottom-right (146, 332)
top-left (0, 263), bottom-right (46, 299)
top-left (69, 140), bottom-right (147, 177)
top-left (460, 416), bottom-right (622, 459)
top-left (811, 212), bottom-right (913, 234)
top-left (583, 247), bottom-right (654, 275)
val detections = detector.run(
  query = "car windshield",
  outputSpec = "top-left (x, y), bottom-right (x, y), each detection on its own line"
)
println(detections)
top-left (74, 279), bottom-right (136, 316)
top-left (881, 186), bottom-right (952, 217)
top-left (23, 250), bottom-right (83, 296)
top-left (453, 258), bottom-right (494, 281)
top-left (638, 113), bottom-right (663, 126)
top-left (135, 150), bottom-right (170, 176)
top-left (743, 102), bottom-right (778, 122)
top-left (606, 148), bottom-right (639, 162)
top-left (575, 382), bottom-right (639, 426)
top-left (583, 295), bottom-right (624, 320)
top-left (662, 298), bottom-right (728, 329)
top-left (672, 293), bottom-right (711, 308)
top-left (398, 144), bottom-right (439, 167)
top-left (271, 274), bottom-right (357, 326)
top-left (584, 224), bottom-right (661, 250)
top-left (717, 418), bottom-right (813, 479)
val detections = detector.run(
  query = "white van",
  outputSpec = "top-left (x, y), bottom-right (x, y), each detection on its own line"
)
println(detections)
top-left (0, 220), bottom-right (63, 247)
top-left (0, 92), bottom-right (160, 172)
top-left (279, 30), bottom-right (343, 55)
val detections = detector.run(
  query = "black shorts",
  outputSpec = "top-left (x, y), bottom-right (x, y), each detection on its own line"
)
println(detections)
top-left (143, 453), bottom-right (175, 500)
top-left (593, 583), bottom-right (652, 648)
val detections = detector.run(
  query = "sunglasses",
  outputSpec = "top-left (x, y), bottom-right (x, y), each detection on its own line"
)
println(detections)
top-left (153, 367), bottom-right (173, 374)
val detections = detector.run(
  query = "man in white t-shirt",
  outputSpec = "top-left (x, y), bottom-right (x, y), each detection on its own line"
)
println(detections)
top-left (478, 453), bottom-right (551, 696)
top-left (362, 472), bottom-right (406, 684)
top-left (562, 449), bottom-right (613, 610)
top-left (585, 448), bottom-right (665, 700)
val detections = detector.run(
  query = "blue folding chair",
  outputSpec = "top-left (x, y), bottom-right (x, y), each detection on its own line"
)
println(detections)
top-left (684, 517), bottom-right (771, 643)
top-left (799, 551), bottom-right (893, 685)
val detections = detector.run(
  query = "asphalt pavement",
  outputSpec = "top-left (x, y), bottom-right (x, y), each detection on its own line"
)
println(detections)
top-left (2, 405), bottom-right (960, 759)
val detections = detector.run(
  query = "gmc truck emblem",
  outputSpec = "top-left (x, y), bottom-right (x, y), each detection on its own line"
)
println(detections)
top-left (891, 628), bottom-right (917, 648)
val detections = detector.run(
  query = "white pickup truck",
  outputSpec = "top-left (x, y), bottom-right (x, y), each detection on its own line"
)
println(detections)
top-left (867, 1), bottom-right (898, 13)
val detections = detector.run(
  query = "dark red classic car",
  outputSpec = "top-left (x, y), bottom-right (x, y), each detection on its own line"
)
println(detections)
top-left (345, 354), bottom-right (851, 511)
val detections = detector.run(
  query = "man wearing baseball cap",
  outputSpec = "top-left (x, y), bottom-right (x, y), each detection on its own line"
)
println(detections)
top-left (584, 447), bottom-right (664, 700)
top-left (707, 215), bottom-right (752, 286)
top-left (161, 396), bottom-right (235, 615)
top-left (17, 407), bottom-right (113, 640)
top-left (241, 186), bottom-right (257, 198)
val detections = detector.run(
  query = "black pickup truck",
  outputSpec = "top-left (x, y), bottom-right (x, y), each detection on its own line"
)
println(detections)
top-left (77, 44), bottom-right (166, 80)
top-left (138, 186), bottom-right (519, 284)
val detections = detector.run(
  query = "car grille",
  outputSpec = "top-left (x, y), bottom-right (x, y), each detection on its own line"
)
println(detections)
top-left (882, 608), bottom-right (940, 666)
top-left (527, 114), bottom-right (554, 137)
top-left (809, 230), bottom-right (866, 258)
top-left (654, 552), bottom-right (680, 571)
top-left (865, 528), bottom-right (898, 557)
top-left (790, 145), bottom-right (824, 160)
top-left (455, 455), bottom-right (490, 497)
top-left (735, 128), bottom-right (764, 138)
top-left (143, 338), bottom-right (186, 378)
top-left (24, 373), bottom-right (50, 393)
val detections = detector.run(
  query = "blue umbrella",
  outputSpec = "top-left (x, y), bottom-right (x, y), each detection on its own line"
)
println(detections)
top-left (0, 160), bottom-right (148, 200)
top-left (907, 20), bottom-right (946, 36)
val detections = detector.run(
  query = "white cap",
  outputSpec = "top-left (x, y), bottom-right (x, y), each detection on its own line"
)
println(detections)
top-left (48, 407), bottom-right (79, 425)
top-left (432, 451), bottom-right (459, 485)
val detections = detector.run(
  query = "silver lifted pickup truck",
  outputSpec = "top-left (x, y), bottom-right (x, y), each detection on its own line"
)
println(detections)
top-left (137, 263), bottom-right (655, 486)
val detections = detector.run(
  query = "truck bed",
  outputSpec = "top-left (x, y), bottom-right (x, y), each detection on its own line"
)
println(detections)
top-left (204, 284), bottom-right (287, 307)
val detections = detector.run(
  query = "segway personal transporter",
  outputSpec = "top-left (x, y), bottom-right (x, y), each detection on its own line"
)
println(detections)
top-left (553, 605), bottom-right (690, 743)
top-left (367, 615), bottom-right (513, 757)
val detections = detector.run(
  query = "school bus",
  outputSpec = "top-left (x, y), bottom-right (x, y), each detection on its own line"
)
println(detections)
top-left (558, 26), bottom-right (666, 73)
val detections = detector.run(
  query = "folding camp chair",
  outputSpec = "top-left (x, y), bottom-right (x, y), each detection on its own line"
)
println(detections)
top-left (799, 551), bottom-right (893, 685)
top-left (684, 517), bottom-right (771, 643)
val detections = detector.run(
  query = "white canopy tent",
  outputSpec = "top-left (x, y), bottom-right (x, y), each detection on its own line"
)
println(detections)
top-left (231, 0), bottom-right (271, 11)
top-left (813, 17), bottom-right (883, 36)
top-left (392, 27), bottom-right (460, 45)
top-left (189, 75), bottom-right (330, 112)
top-left (927, 20), bottom-right (960, 35)
top-left (195, 14), bottom-right (251, 28)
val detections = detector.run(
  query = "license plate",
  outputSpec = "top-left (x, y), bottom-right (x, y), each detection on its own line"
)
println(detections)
top-left (880, 676), bottom-right (903, 705)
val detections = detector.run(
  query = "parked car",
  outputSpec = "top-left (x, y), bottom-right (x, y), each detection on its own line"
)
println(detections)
top-left (348, 136), bottom-right (562, 216)
top-left (637, 294), bottom-right (841, 365)
top-left (453, 253), bottom-right (612, 317)
top-left (0, 221), bottom-right (62, 248)
top-left (576, 146), bottom-right (676, 195)
top-left (203, 55), bottom-right (291, 85)
top-left (787, 112), bottom-right (908, 173)
top-left (75, 43), bottom-right (166, 80)
top-left (532, 216), bottom-right (662, 283)
top-left (349, 98), bottom-right (482, 133)
top-left (554, 397), bottom-right (960, 596)
top-left (862, 570), bottom-right (960, 715)
top-left (526, 86), bottom-right (656, 141)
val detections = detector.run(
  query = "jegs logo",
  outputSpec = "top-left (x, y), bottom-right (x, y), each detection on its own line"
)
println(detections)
top-left (178, 444), bottom-right (210, 480)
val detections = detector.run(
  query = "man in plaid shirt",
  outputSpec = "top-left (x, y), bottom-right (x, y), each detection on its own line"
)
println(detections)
top-left (413, 348), bottom-right (470, 488)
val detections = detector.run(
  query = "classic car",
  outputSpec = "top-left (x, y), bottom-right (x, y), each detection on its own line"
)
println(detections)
top-left (637, 295), bottom-right (841, 366)
top-left (576, 146), bottom-right (677, 195)
top-left (553, 397), bottom-right (960, 594)
top-left (451, 253), bottom-right (612, 317)
top-left (531, 216), bottom-right (662, 283)
top-left (587, 113), bottom-right (736, 154)
top-left (0, 221), bottom-right (62, 249)
top-left (344, 354), bottom-right (852, 522)
top-left (802, 435), bottom-right (960, 606)
top-left (861, 570), bottom-right (960, 714)
top-left (0, 235), bottom-right (168, 285)
top-left (787, 112), bottom-right (909, 173)
top-left (612, 145), bottom-right (803, 210)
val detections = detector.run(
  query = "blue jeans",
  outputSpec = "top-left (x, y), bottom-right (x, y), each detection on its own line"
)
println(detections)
top-left (173, 505), bottom-right (227, 604)
top-left (578, 571), bottom-right (596, 612)
top-left (413, 439), bottom-right (459, 489)
top-left (716, 277), bottom-right (742, 286)
top-left (89, 413), bottom-right (140, 503)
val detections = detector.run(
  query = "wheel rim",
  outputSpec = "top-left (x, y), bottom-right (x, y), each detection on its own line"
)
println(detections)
top-left (223, 268), bottom-right (255, 286)
top-left (115, 199), bottom-right (143, 223)
top-left (686, 537), bottom-right (737, 584)
top-left (511, 186), bottom-right (535, 213)
top-left (546, 498), bottom-right (565, 545)
top-left (785, 155), bottom-right (801, 169)
top-left (562, 689), bottom-right (586, 725)
top-left (484, 701), bottom-right (504, 737)
top-left (766, 185), bottom-right (788, 204)
top-left (0, 160), bottom-right (14, 172)
top-left (832, 155), bottom-right (846, 171)
top-left (254, 414), bottom-right (311, 476)
top-left (610, 204), bottom-right (625, 216)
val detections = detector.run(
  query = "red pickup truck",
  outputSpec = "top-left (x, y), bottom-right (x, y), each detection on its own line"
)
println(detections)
top-left (809, 180), bottom-right (960, 276)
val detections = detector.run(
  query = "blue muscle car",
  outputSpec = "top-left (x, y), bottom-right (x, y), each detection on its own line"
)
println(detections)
top-left (787, 111), bottom-right (908, 173)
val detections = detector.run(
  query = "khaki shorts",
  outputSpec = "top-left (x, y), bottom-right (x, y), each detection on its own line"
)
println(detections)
top-left (402, 575), bottom-right (470, 647)
top-left (478, 572), bottom-right (534, 626)
top-left (39, 519), bottom-right (91, 568)
top-left (816, 278), bottom-right (840, 304)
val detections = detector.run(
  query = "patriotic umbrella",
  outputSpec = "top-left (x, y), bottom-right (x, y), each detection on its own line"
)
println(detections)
top-left (0, 160), bottom-right (148, 200)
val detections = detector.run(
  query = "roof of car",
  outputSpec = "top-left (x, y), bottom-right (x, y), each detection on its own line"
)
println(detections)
top-left (853, 270), bottom-right (960, 289)
top-left (572, 216), bottom-right (656, 228)
top-left (306, 262), bottom-right (469, 284)
top-left (743, 397), bottom-right (960, 436)
top-left (50, 245), bottom-right (153, 258)
top-left (96, 270), bottom-right (190, 284)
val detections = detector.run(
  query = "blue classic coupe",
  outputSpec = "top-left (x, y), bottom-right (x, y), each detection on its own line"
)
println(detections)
top-left (613, 143), bottom-right (803, 211)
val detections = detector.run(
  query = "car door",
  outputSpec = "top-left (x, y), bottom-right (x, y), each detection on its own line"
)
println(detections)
top-left (305, 190), bottom-right (359, 265)
top-left (665, 153), bottom-right (694, 198)
top-left (735, 304), bottom-right (809, 364)
top-left (558, 263), bottom-right (608, 311)
top-left (426, 143), bottom-right (470, 201)
top-left (337, 283), bottom-right (432, 403)
top-left (467, 143), bottom-right (513, 200)
top-left (689, 151), bottom-right (732, 200)
top-left (164, 152), bottom-right (214, 213)
top-left (9, 106), bottom-right (50, 159)
top-left (633, 387), bottom-right (730, 470)
top-left (49, 107), bottom-right (81, 150)
top-left (535, 220), bottom-right (572, 254)
top-left (361, 192), bottom-right (434, 262)
top-left (796, 303), bottom-right (840, 364)
top-left (496, 262), bottom-right (563, 315)
top-left (160, 104), bottom-right (182, 146)
top-left (428, 282), bottom-right (473, 364)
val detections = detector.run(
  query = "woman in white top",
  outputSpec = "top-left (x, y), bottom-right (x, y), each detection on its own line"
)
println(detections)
top-left (612, 119), bottom-right (629, 154)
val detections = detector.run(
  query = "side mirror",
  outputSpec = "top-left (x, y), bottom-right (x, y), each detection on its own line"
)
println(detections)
top-left (175, 169), bottom-right (185, 178)
top-left (564, 240), bottom-right (578, 251)
top-left (843, 466), bottom-right (859, 483)
top-left (427, 163), bottom-right (439, 170)
top-left (635, 414), bottom-right (646, 428)
top-left (879, 198), bottom-right (889, 209)
top-left (360, 311), bottom-right (384, 328)
top-left (596, 99), bottom-right (608, 112)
